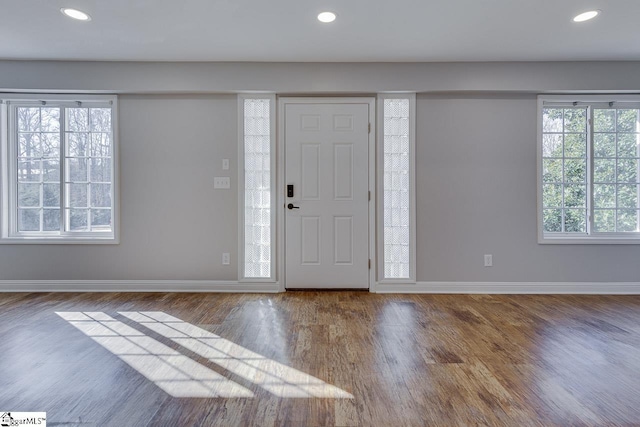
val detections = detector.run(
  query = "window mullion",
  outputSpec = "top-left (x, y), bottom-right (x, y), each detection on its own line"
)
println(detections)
top-left (39, 177), bottom-right (44, 233)
top-left (615, 110), bottom-right (619, 232)
top-left (60, 106), bottom-right (67, 234)
top-left (38, 108), bottom-right (43, 233)
top-left (88, 108), bottom-right (93, 233)
top-left (10, 106), bottom-right (18, 236)
top-left (561, 109), bottom-right (566, 232)
top-left (588, 106), bottom-right (595, 235)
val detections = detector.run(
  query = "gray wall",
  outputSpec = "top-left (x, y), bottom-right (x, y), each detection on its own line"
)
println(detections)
top-left (2, 61), bottom-right (640, 94)
top-left (0, 95), bottom-right (240, 280)
top-left (1, 61), bottom-right (640, 282)
top-left (416, 95), bottom-right (640, 282)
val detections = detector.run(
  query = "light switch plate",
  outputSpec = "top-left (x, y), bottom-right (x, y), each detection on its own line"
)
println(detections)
top-left (214, 177), bottom-right (231, 189)
top-left (222, 159), bottom-right (229, 170)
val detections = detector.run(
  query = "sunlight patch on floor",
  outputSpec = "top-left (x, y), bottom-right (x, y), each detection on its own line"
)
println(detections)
top-left (56, 311), bottom-right (254, 398)
top-left (119, 311), bottom-right (354, 399)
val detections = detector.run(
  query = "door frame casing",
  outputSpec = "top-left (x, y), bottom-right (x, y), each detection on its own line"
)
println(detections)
top-left (277, 97), bottom-right (377, 291)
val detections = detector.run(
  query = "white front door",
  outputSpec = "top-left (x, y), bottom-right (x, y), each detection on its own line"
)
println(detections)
top-left (284, 100), bottom-right (371, 289)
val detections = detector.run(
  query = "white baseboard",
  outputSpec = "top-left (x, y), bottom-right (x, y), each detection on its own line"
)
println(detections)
top-left (374, 281), bottom-right (640, 295)
top-left (0, 280), bottom-right (281, 293)
top-left (2, 280), bottom-right (639, 294)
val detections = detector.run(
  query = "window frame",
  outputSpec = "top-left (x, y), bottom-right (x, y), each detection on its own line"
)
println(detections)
top-left (538, 94), bottom-right (640, 244)
top-left (376, 93), bottom-right (417, 282)
top-left (237, 94), bottom-right (276, 282)
top-left (0, 93), bottom-right (119, 244)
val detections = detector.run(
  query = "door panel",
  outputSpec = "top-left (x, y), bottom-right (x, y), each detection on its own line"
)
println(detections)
top-left (334, 216), bottom-right (353, 264)
top-left (285, 102), bottom-right (369, 289)
top-left (334, 144), bottom-right (353, 200)
top-left (301, 216), bottom-right (321, 265)
top-left (301, 144), bottom-right (320, 200)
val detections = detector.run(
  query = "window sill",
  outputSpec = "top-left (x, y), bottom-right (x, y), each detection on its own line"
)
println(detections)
top-left (0, 236), bottom-right (119, 245)
top-left (377, 279), bottom-right (417, 284)
top-left (539, 234), bottom-right (640, 245)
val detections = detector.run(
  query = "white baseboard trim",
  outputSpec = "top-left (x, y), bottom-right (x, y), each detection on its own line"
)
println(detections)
top-left (0, 280), bottom-right (281, 293)
top-left (374, 281), bottom-right (640, 295)
top-left (2, 280), bottom-right (639, 295)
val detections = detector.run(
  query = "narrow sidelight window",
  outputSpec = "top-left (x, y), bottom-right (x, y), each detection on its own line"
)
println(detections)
top-left (379, 94), bottom-right (416, 281)
top-left (239, 96), bottom-right (275, 279)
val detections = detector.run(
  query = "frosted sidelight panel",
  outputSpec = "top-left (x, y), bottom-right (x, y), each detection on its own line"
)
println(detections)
top-left (383, 99), bottom-right (410, 279)
top-left (244, 99), bottom-right (271, 278)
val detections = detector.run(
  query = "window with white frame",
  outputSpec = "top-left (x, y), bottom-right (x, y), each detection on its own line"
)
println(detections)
top-left (1, 95), bottom-right (117, 242)
top-left (379, 94), bottom-right (416, 280)
top-left (239, 96), bottom-right (275, 279)
top-left (539, 95), bottom-right (640, 243)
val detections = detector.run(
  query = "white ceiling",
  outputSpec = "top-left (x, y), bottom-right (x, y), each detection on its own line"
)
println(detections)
top-left (1, 0), bottom-right (639, 62)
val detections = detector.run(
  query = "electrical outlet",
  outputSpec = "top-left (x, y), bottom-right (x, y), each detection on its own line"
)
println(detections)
top-left (222, 253), bottom-right (230, 265)
top-left (484, 254), bottom-right (493, 267)
top-left (214, 177), bottom-right (230, 189)
top-left (222, 159), bottom-right (229, 170)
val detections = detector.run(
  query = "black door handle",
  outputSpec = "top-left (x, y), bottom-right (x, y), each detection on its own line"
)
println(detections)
top-left (287, 203), bottom-right (300, 210)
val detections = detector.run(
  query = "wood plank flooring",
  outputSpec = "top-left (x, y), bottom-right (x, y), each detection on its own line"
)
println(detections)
top-left (1, 292), bottom-right (640, 426)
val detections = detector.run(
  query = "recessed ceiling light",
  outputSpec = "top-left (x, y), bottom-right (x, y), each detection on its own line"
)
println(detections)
top-left (61, 8), bottom-right (91, 21)
top-left (317, 12), bottom-right (337, 23)
top-left (573, 10), bottom-right (600, 22)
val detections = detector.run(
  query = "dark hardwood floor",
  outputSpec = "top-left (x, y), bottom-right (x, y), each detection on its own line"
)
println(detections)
top-left (1, 292), bottom-right (640, 426)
